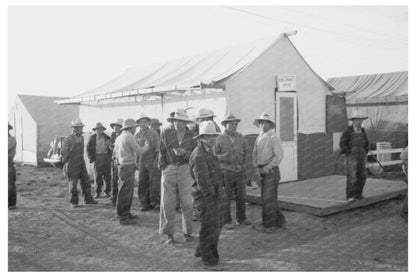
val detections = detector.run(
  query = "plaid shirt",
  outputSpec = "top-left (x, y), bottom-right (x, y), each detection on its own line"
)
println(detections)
top-left (158, 126), bottom-right (196, 169)
top-left (215, 129), bottom-right (251, 172)
top-left (190, 141), bottom-right (224, 198)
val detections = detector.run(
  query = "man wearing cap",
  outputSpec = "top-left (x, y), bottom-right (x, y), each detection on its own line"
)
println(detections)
top-left (113, 119), bottom-right (149, 225)
top-left (215, 112), bottom-right (251, 228)
top-left (8, 123), bottom-right (17, 210)
top-left (252, 112), bottom-right (285, 232)
top-left (110, 119), bottom-right (123, 205)
top-left (150, 118), bottom-right (162, 137)
top-left (194, 108), bottom-right (222, 134)
top-left (87, 122), bottom-right (112, 199)
top-left (61, 119), bottom-right (97, 208)
top-left (135, 114), bottom-right (160, 211)
top-left (340, 111), bottom-right (369, 201)
top-left (190, 121), bottom-right (225, 270)
top-left (159, 109), bottom-right (197, 244)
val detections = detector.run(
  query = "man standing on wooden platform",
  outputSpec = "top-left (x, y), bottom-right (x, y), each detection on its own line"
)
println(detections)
top-left (339, 111), bottom-right (369, 202)
top-left (61, 119), bottom-right (98, 208)
top-left (252, 112), bottom-right (285, 232)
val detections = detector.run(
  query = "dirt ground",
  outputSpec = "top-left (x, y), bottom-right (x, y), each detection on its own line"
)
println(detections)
top-left (8, 165), bottom-right (408, 271)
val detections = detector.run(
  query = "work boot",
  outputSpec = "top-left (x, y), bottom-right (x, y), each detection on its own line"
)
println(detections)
top-left (95, 192), bottom-right (101, 199)
top-left (166, 235), bottom-right (174, 244)
top-left (184, 234), bottom-right (193, 242)
top-left (86, 199), bottom-right (98, 205)
top-left (238, 219), bottom-right (251, 225)
top-left (70, 204), bottom-right (78, 209)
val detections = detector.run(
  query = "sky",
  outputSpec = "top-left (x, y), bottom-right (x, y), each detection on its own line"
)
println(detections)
top-left (7, 5), bottom-right (408, 110)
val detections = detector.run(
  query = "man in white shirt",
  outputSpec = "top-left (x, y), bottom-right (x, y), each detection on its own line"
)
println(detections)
top-left (252, 112), bottom-right (285, 232)
top-left (113, 119), bottom-right (149, 225)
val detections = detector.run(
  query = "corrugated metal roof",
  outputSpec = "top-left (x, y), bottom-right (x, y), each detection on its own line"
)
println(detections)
top-left (327, 71), bottom-right (408, 103)
top-left (77, 35), bottom-right (281, 99)
top-left (17, 94), bottom-right (79, 125)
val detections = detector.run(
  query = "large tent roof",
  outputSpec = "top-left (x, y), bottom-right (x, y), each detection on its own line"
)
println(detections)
top-left (17, 94), bottom-right (78, 125)
top-left (78, 36), bottom-right (281, 99)
top-left (327, 71), bottom-right (408, 104)
top-left (57, 33), bottom-right (332, 105)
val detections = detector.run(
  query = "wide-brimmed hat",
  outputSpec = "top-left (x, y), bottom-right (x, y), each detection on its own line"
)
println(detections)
top-left (136, 113), bottom-right (151, 123)
top-left (221, 112), bottom-right (241, 126)
top-left (253, 112), bottom-right (276, 128)
top-left (8, 122), bottom-right (13, 130)
top-left (195, 108), bottom-right (216, 119)
top-left (348, 111), bottom-right (368, 120)
top-left (150, 118), bottom-right (162, 126)
top-left (167, 109), bottom-right (193, 123)
top-left (110, 118), bottom-right (123, 129)
top-left (93, 122), bottom-right (106, 131)
top-left (121, 118), bottom-right (140, 131)
top-left (194, 121), bottom-right (221, 139)
top-left (71, 119), bottom-right (85, 128)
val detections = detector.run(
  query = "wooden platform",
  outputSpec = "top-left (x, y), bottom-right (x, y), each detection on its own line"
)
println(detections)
top-left (246, 175), bottom-right (407, 216)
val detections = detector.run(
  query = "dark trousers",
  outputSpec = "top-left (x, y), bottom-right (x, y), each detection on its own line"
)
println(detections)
top-left (68, 165), bottom-right (94, 205)
top-left (345, 155), bottom-right (367, 199)
top-left (223, 170), bottom-right (247, 223)
top-left (94, 154), bottom-right (111, 195)
top-left (260, 167), bottom-right (285, 228)
top-left (196, 195), bottom-right (222, 266)
top-left (8, 165), bottom-right (16, 207)
top-left (111, 160), bottom-right (119, 203)
top-left (138, 161), bottom-right (160, 207)
top-left (116, 164), bottom-right (136, 219)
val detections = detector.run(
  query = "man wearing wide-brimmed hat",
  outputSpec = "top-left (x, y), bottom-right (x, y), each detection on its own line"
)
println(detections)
top-left (252, 112), bottom-right (285, 232)
top-left (113, 118), bottom-right (149, 225)
top-left (8, 123), bottom-right (17, 210)
top-left (109, 119), bottom-right (123, 205)
top-left (215, 112), bottom-right (251, 229)
top-left (134, 113), bottom-right (160, 211)
top-left (61, 119), bottom-right (98, 208)
top-left (87, 122), bottom-right (113, 199)
top-left (194, 108), bottom-right (222, 134)
top-left (159, 108), bottom-right (197, 244)
top-left (189, 121), bottom-right (225, 270)
top-left (340, 111), bottom-right (369, 201)
top-left (150, 118), bottom-right (162, 136)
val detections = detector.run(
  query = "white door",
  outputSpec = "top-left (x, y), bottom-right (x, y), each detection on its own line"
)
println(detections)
top-left (275, 92), bottom-right (298, 182)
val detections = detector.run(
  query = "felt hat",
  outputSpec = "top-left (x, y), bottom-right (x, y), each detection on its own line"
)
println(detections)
top-left (195, 108), bottom-right (216, 119)
top-left (194, 121), bottom-right (221, 139)
top-left (150, 118), bottom-right (162, 126)
top-left (92, 122), bottom-right (106, 131)
top-left (120, 118), bottom-right (140, 131)
top-left (221, 112), bottom-right (241, 126)
top-left (71, 119), bottom-right (85, 128)
top-left (167, 109), bottom-right (193, 123)
top-left (348, 111), bottom-right (368, 120)
top-left (136, 113), bottom-right (151, 123)
top-left (253, 112), bottom-right (276, 128)
top-left (110, 118), bottom-right (123, 129)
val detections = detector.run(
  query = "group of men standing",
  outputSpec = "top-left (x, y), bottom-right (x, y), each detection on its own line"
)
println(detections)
top-left (46, 107), bottom-right (285, 270)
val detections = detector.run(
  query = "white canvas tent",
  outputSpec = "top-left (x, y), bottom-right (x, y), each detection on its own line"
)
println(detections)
top-left (328, 71), bottom-right (408, 148)
top-left (10, 94), bottom-right (79, 165)
top-left (57, 33), bottom-right (346, 181)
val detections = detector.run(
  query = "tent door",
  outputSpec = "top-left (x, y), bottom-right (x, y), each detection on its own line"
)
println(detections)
top-left (276, 92), bottom-right (298, 182)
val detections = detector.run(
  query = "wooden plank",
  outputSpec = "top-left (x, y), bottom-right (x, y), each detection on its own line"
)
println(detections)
top-left (380, 160), bottom-right (402, 166)
top-left (368, 148), bottom-right (403, 155)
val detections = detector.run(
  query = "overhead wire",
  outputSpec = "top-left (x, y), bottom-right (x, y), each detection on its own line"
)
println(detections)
top-left (221, 6), bottom-right (408, 51)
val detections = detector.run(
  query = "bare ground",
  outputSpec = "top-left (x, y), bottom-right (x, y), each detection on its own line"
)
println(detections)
top-left (8, 165), bottom-right (408, 271)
